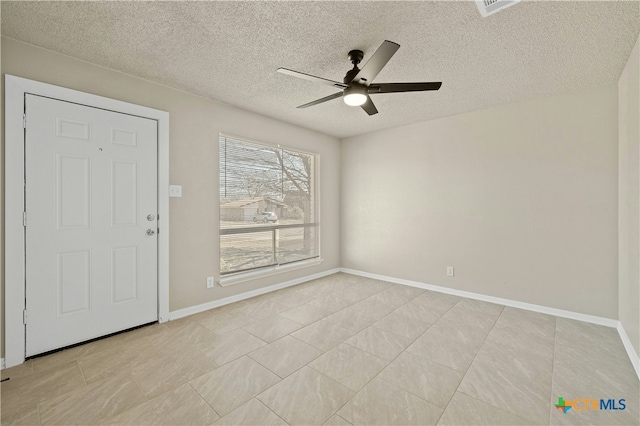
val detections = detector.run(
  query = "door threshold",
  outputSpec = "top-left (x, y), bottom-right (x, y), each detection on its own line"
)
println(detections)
top-left (26, 321), bottom-right (158, 361)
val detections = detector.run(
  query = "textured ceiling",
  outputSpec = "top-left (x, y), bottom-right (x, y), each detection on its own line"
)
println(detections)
top-left (2, 1), bottom-right (639, 139)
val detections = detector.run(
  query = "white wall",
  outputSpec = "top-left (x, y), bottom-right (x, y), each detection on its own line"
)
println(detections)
top-left (0, 37), bottom-right (341, 357)
top-left (619, 34), bottom-right (640, 355)
top-left (341, 84), bottom-right (619, 319)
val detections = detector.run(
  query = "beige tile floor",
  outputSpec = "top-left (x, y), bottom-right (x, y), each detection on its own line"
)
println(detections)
top-left (1, 272), bottom-right (638, 425)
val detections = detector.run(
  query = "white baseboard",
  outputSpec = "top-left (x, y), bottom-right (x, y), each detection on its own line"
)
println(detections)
top-left (341, 268), bottom-right (640, 380)
top-left (1, 358), bottom-right (5, 370)
top-left (617, 322), bottom-right (640, 380)
top-left (170, 265), bottom-right (639, 381)
top-left (169, 268), bottom-right (340, 321)
top-left (340, 268), bottom-right (619, 328)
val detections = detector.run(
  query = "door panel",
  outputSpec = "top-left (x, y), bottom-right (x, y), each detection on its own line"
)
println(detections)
top-left (57, 154), bottom-right (91, 229)
top-left (25, 94), bottom-right (158, 356)
top-left (57, 251), bottom-right (91, 316)
top-left (112, 160), bottom-right (137, 226)
top-left (111, 246), bottom-right (138, 304)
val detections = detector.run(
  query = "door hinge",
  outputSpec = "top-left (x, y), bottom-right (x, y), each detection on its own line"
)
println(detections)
top-left (23, 212), bottom-right (27, 227)
top-left (23, 310), bottom-right (27, 325)
top-left (23, 114), bottom-right (26, 129)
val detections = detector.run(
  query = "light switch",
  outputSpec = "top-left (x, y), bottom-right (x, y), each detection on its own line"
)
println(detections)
top-left (169, 185), bottom-right (182, 197)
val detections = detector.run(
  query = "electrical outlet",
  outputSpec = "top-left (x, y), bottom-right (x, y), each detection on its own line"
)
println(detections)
top-left (447, 266), bottom-right (455, 277)
top-left (206, 276), bottom-right (215, 288)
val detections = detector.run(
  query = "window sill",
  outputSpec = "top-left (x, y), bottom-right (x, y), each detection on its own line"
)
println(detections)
top-left (218, 258), bottom-right (323, 287)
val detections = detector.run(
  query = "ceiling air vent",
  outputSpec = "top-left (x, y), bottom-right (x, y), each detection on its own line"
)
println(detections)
top-left (476, 0), bottom-right (520, 17)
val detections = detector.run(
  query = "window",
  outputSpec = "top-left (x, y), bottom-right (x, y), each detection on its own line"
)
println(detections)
top-left (219, 134), bottom-right (319, 279)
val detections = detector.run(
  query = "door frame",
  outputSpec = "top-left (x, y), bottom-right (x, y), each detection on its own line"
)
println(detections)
top-left (4, 75), bottom-right (170, 368)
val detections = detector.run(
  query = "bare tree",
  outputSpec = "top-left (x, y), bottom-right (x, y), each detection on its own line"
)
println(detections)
top-left (220, 138), bottom-right (315, 252)
top-left (274, 149), bottom-right (313, 249)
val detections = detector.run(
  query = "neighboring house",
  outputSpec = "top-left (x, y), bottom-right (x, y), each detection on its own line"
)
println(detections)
top-left (220, 198), bottom-right (263, 221)
top-left (265, 198), bottom-right (288, 219)
top-left (220, 197), bottom-right (288, 221)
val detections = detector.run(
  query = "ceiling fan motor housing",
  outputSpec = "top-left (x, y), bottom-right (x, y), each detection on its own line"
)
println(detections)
top-left (348, 49), bottom-right (364, 64)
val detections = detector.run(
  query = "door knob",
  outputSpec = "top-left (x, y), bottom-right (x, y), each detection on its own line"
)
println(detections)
top-left (147, 214), bottom-right (156, 221)
top-left (146, 228), bottom-right (156, 236)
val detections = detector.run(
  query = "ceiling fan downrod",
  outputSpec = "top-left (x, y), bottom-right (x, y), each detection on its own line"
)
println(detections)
top-left (345, 50), bottom-right (364, 83)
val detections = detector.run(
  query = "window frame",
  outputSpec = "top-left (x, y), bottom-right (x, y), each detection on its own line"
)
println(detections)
top-left (218, 133), bottom-right (321, 286)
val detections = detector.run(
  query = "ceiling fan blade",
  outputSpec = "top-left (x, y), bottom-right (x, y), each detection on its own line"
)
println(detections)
top-left (351, 40), bottom-right (400, 84)
top-left (297, 91), bottom-right (344, 109)
top-left (278, 68), bottom-right (347, 89)
top-left (360, 96), bottom-right (378, 116)
top-left (369, 82), bottom-right (442, 93)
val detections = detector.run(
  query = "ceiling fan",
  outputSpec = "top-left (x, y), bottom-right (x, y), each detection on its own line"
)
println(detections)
top-left (277, 40), bottom-right (442, 116)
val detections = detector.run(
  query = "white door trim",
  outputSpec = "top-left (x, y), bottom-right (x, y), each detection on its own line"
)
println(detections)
top-left (4, 75), bottom-right (170, 368)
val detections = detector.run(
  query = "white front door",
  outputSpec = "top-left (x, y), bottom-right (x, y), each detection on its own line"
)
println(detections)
top-left (25, 94), bottom-right (158, 356)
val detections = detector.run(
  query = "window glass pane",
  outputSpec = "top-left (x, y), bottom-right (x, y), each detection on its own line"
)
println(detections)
top-left (281, 149), bottom-right (314, 225)
top-left (219, 137), bottom-right (283, 220)
top-left (220, 231), bottom-right (277, 274)
top-left (277, 225), bottom-right (319, 265)
top-left (219, 135), bottom-right (319, 276)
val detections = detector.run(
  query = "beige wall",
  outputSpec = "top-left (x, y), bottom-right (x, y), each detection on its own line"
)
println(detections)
top-left (0, 37), bottom-right (341, 357)
top-left (0, 35), bottom-right (634, 362)
top-left (619, 34), bottom-right (640, 355)
top-left (341, 83), bottom-right (619, 318)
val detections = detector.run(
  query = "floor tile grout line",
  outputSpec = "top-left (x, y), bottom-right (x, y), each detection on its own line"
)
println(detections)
top-left (218, 293), bottom-right (359, 366)
top-left (325, 295), bottom-right (462, 421)
top-left (457, 304), bottom-right (504, 375)
top-left (451, 307), bottom-right (557, 426)
top-left (302, 365), bottom-right (357, 423)
top-left (10, 275), bottom-right (636, 425)
top-left (308, 364), bottom-right (362, 422)
top-left (290, 326), bottom-right (356, 353)
top-left (255, 397), bottom-right (291, 426)
top-left (5, 281), bottom-right (365, 424)
top-left (277, 303), bottom-right (332, 326)
top-left (196, 327), bottom-right (269, 367)
top-left (245, 288), bottom-right (367, 338)
top-left (246, 352), bottom-right (288, 382)
top-left (305, 362), bottom-right (362, 393)
top-left (33, 360), bottom-right (91, 424)
top-left (188, 382), bottom-right (223, 420)
top-left (390, 297), bottom-right (479, 421)
top-left (188, 355), bottom-right (282, 419)
top-left (240, 318), bottom-right (305, 343)
top-left (265, 289), bottom-right (477, 424)
top-left (251, 285), bottom-right (415, 423)
top-left (245, 334), bottom-right (324, 381)
top-left (76, 358), bottom-right (89, 387)
top-left (431, 304), bottom-right (505, 425)
top-left (129, 368), bottom-right (151, 405)
top-left (246, 282), bottom-right (392, 423)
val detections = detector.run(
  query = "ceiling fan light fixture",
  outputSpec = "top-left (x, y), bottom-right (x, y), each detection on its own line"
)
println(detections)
top-left (343, 86), bottom-right (367, 106)
top-left (278, 40), bottom-right (441, 116)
